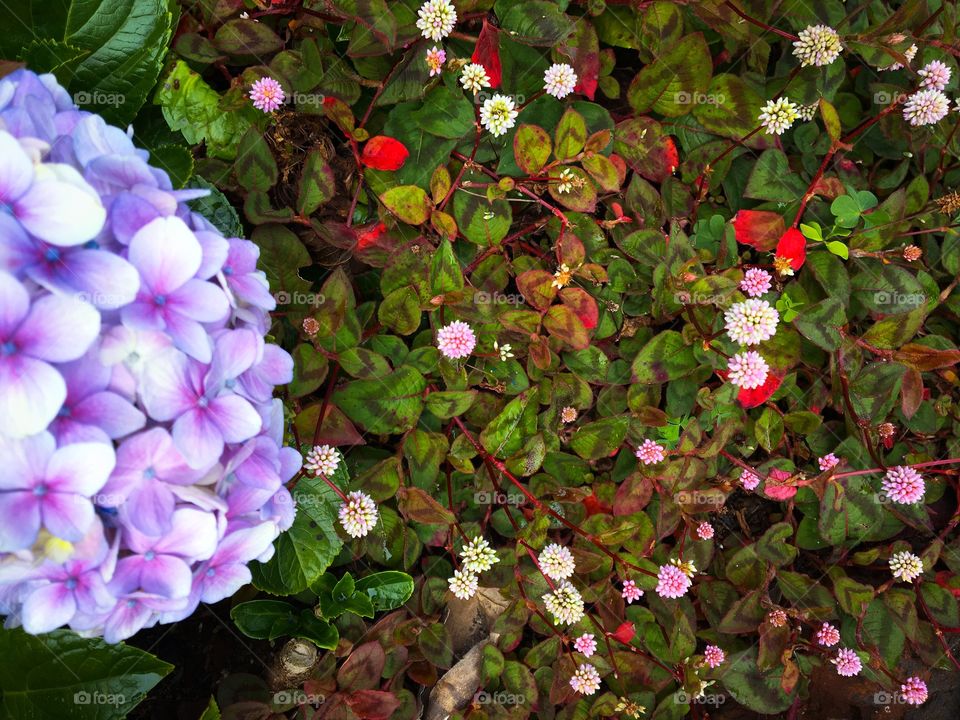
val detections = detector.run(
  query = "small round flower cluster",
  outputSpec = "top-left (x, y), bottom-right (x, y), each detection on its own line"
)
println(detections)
top-left (727, 350), bottom-right (770, 390)
top-left (696, 522), bottom-right (715, 540)
top-left (635, 439), bottom-right (666, 465)
top-left (569, 662), bottom-right (602, 695)
top-left (816, 622), bottom-right (840, 647)
top-left (416, 0), bottom-right (457, 42)
top-left (0, 70), bottom-right (299, 642)
top-left (621, 579), bottom-right (643, 603)
top-left (768, 609), bottom-right (788, 627)
top-left (249, 77), bottom-right (285, 113)
top-left (656, 560), bottom-right (694, 599)
top-left (448, 536), bottom-right (499, 599)
top-left (889, 550), bottom-right (924, 582)
top-left (304, 444), bottom-right (340, 477)
top-left (881, 465), bottom-right (925, 504)
top-left (740, 268), bottom-right (772, 297)
top-left (758, 97), bottom-right (800, 135)
top-left (539, 543), bottom-right (576, 580)
top-left (741, 470), bottom-right (761, 491)
top-left (544, 580), bottom-right (585, 624)
top-left (544, 63), bottom-right (578, 99)
top-left (436, 320), bottom-right (476, 359)
top-left (900, 676), bottom-right (928, 705)
top-left (725, 299), bottom-right (780, 346)
top-left (818, 453), bottom-right (840, 471)
top-left (338, 491), bottom-right (379, 538)
top-left (480, 94), bottom-right (520, 137)
top-left (793, 25), bottom-right (843, 67)
top-left (832, 648), bottom-right (862, 677)
top-left (573, 633), bottom-right (596, 657)
top-left (703, 645), bottom-right (725, 668)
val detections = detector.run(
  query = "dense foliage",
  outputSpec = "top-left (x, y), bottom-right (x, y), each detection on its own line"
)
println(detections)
top-left (4, 0), bottom-right (960, 718)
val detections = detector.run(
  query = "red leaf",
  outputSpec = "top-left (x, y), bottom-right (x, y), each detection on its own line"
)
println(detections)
top-left (762, 468), bottom-right (797, 501)
top-left (559, 287), bottom-right (599, 329)
top-left (360, 136), bottom-right (409, 171)
top-left (935, 571), bottom-right (960, 600)
top-left (345, 690), bottom-right (401, 720)
top-left (472, 20), bottom-right (502, 88)
top-left (611, 622), bottom-right (635, 644)
top-left (582, 491), bottom-right (611, 517)
top-left (356, 222), bottom-right (387, 250)
top-left (737, 373), bottom-right (783, 409)
top-left (559, 20), bottom-right (600, 100)
top-left (732, 210), bottom-right (785, 252)
top-left (775, 227), bottom-right (807, 271)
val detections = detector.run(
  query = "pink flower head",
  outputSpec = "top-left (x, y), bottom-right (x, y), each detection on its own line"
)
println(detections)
top-left (621, 579), bottom-right (643, 604)
top-left (696, 521), bottom-right (714, 540)
top-left (919, 60), bottom-right (951, 91)
top-left (816, 622), bottom-right (840, 647)
top-left (768, 609), bottom-right (788, 627)
top-left (436, 320), bottom-right (476, 359)
top-left (818, 453), bottom-right (840, 471)
top-left (703, 645), bottom-right (725, 668)
top-left (727, 351), bottom-right (769, 389)
top-left (573, 633), bottom-right (596, 657)
top-left (249, 77), bottom-right (285, 113)
top-left (882, 465), bottom-right (925, 504)
top-left (635, 439), bottom-right (665, 465)
top-left (903, 89), bottom-right (950, 126)
top-left (901, 676), bottom-right (928, 705)
top-left (425, 46), bottom-right (446, 76)
top-left (740, 268), bottom-right (772, 297)
top-left (655, 563), bottom-right (691, 599)
top-left (832, 648), bottom-right (862, 677)
top-left (569, 663), bottom-right (601, 695)
top-left (741, 470), bottom-right (760, 491)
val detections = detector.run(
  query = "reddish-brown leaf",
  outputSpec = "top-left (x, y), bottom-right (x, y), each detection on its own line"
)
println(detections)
top-left (732, 210), bottom-right (785, 252)
top-left (472, 19), bottom-right (502, 88)
top-left (360, 135), bottom-right (409, 171)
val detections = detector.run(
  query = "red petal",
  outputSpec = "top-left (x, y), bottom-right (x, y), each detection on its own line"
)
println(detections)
top-left (360, 136), bottom-right (409, 171)
top-left (582, 492), bottom-right (610, 517)
top-left (737, 373), bottom-right (783, 409)
top-left (357, 222), bottom-right (387, 250)
top-left (776, 228), bottom-right (807, 270)
top-left (732, 210), bottom-right (785, 252)
top-left (611, 622), bottom-right (635, 644)
top-left (471, 20), bottom-right (502, 88)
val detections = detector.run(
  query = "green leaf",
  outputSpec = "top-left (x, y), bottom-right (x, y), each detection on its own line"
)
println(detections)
top-left (407, 85), bottom-right (474, 139)
top-left (631, 330), bottom-right (697, 384)
top-left (187, 178), bottom-right (243, 237)
top-left (213, 18), bottom-right (282, 57)
top-left (298, 149), bottom-right (337, 215)
top-left (453, 188), bottom-right (512, 245)
top-left (231, 600), bottom-right (300, 640)
top-left (851, 265), bottom-right (927, 315)
top-left (0, 627), bottom-right (172, 719)
top-left (496, 1), bottom-right (574, 46)
top-left (792, 298), bottom-right (846, 351)
top-left (627, 33), bottom-right (712, 117)
top-left (199, 697), bottom-right (221, 720)
top-left (430, 239), bottom-right (465, 294)
top-left (251, 476), bottom-right (344, 594)
top-left (147, 144), bottom-right (194, 188)
top-left (235, 127), bottom-right (277, 192)
top-left (555, 109), bottom-right (587, 160)
top-left (744, 149), bottom-right (805, 202)
top-left (543, 304), bottom-right (591, 349)
top-left (1, 0), bottom-right (178, 125)
top-left (354, 571), bottom-right (416, 611)
top-left (380, 185), bottom-right (432, 225)
top-left (756, 522), bottom-right (798, 566)
top-left (418, 623), bottom-right (454, 668)
top-left (754, 407), bottom-right (783, 452)
top-left (513, 124), bottom-right (552, 174)
top-left (377, 286), bottom-right (422, 335)
top-left (833, 576), bottom-right (874, 616)
top-left (481, 393), bottom-right (538, 458)
top-left (155, 60), bottom-right (251, 160)
top-left (569, 415), bottom-right (630, 460)
top-left (692, 74), bottom-right (765, 145)
top-left (720, 647), bottom-right (797, 714)
top-left (425, 390), bottom-right (477, 419)
top-left (333, 366), bottom-right (427, 434)
top-left (920, 583), bottom-right (960, 627)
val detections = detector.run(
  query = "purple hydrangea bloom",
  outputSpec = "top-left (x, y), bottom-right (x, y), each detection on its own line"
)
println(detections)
top-left (0, 70), bottom-right (300, 643)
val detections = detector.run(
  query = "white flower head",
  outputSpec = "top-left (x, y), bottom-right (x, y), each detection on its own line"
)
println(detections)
top-left (889, 550), bottom-right (924, 582)
top-left (459, 63), bottom-right (490, 94)
top-left (416, 0), bottom-right (457, 42)
top-left (480, 93), bottom-right (518, 137)
top-left (539, 543), bottom-right (576, 580)
top-left (543, 580), bottom-right (584, 624)
top-left (758, 98), bottom-right (800, 135)
top-left (460, 536), bottom-right (499, 573)
top-left (304, 444), bottom-right (340, 477)
top-left (448, 569), bottom-right (478, 599)
top-left (338, 491), bottom-right (378, 538)
top-left (793, 25), bottom-right (842, 67)
top-left (544, 63), bottom-right (578, 98)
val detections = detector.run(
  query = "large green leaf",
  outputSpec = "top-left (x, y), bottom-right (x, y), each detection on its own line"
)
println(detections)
top-left (354, 571), bottom-right (416, 611)
top-left (626, 33), bottom-right (712, 117)
top-left (0, 0), bottom-right (178, 125)
top-left (720, 646), bottom-right (797, 714)
top-left (333, 366), bottom-right (427, 434)
top-left (631, 330), bottom-right (697, 383)
top-left (0, 628), bottom-right (171, 719)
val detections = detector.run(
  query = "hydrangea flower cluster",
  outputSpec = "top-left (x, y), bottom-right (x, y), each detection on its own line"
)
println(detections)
top-left (0, 70), bottom-right (298, 642)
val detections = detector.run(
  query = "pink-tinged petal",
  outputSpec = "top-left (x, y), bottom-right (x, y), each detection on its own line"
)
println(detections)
top-left (14, 293), bottom-right (100, 362)
top-left (127, 216), bottom-right (202, 294)
top-left (62, 250), bottom-right (140, 309)
top-left (0, 216), bottom-right (36, 276)
top-left (120, 297), bottom-right (166, 331)
top-left (167, 279), bottom-right (230, 323)
top-left (217, 523), bottom-right (277, 565)
top-left (0, 355), bottom-right (67, 438)
top-left (0, 131), bottom-right (33, 202)
top-left (0, 432), bottom-right (55, 490)
top-left (155, 507), bottom-right (218, 560)
top-left (138, 555), bottom-right (194, 598)
top-left (229, 274), bottom-right (276, 310)
top-left (279, 446), bottom-right (303, 482)
top-left (163, 313), bottom-right (214, 363)
top-left (208, 329), bottom-right (259, 388)
top-left (195, 231), bottom-right (229, 279)
top-left (15, 180), bottom-right (106, 246)
top-left (208, 395), bottom-right (262, 443)
top-left (49, 418), bottom-right (111, 446)
top-left (0, 491), bottom-right (41, 550)
top-left (199, 562), bottom-right (251, 604)
top-left (172, 408), bottom-right (224, 470)
top-left (122, 481), bottom-right (175, 537)
top-left (73, 391), bottom-right (145, 439)
top-left (140, 351), bottom-right (197, 421)
top-left (46, 442), bottom-right (116, 496)
top-left (21, 582), bottom-right (77, 633)
top-left (40, 492), bottom-right (96, 541)
top-left (0, 270), bottom-right (29, 337)
top-left (109, 193), bottom-right (162, 244)
top-left (103, 598), bottom-right (153, 643)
